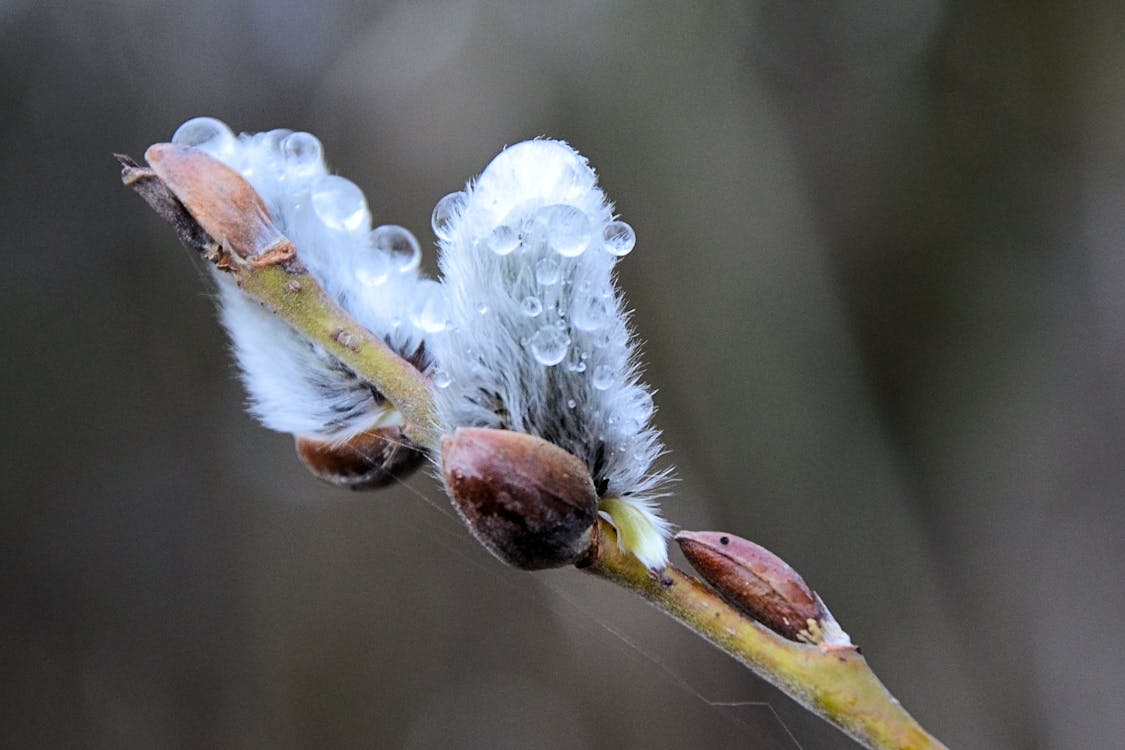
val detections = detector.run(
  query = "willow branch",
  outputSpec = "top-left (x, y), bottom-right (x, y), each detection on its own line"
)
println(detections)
top-left (581, 521), bottom-right (947, 750)
top-left (120, 150), bottom-right (947, 749)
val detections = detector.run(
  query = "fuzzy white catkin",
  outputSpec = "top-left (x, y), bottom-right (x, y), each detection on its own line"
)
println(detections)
top-left (171, 117), bottom-right (431, 440)
top-left (430, 139), bottom-right (672, 568)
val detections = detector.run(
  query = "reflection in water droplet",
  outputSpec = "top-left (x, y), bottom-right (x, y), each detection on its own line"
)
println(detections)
top-left (477, 303), bottom-right (489, 315)
top-left (538, 204), bottom-right (591, 257)
top-left (172, 117), bottom-right (236, 157)
top-left (535, 257), bottom-right (561, 285)
top-left (281, 132), bottom-right (324, 175)
top-left (592, 364), bottom-right (614, 390)
top-left (486, 224), bottom-right (519, 255)
top-left (410, 281), bottom-right (448, 333)
top-left (432, 369), bottom-right (452, 388)
top-left (603, 220), bottom-right (636, 257)
top-left (567, 399), bottom-right (577, 409)
top-left (371, 224), bottom-right (421, 273)
top-left (565, 353), bottom-right (587, 373)
top-left (521, 296), bottom-right (543, 317)
top-left (311, 175), bottom-right (369, 232)
top-left (356, 252), bottom-right (390, 287)
top-left (530, 325), bottom-right (570, 366)
top-left (573, 294), bottom-right (611, 332)
top-left (258, 128), bottom-right (292, 153)
top-left (620, 387), bottom-right (654, 427)
top-left (432, 192), bottom-right (467, 241)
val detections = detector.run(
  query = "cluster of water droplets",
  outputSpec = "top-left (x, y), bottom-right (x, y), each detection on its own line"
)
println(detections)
top-left (429, 186), bottom-right (638, 377)
top-left (171, 117), bottom-right (434, 354)
top-left (432, 192), bottom-right (635, 263)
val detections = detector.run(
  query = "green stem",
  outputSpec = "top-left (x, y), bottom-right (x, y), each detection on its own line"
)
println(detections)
top-left (236, 264), bottom-right (440, 451)
top-left (581, 521), bottom-right (948, 750)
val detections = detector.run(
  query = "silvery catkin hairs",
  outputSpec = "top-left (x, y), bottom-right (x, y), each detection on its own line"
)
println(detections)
top-left (428, 140), bottom-right (671, 569)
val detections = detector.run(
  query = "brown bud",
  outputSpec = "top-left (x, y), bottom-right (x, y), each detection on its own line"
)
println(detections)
top-left (441, 427), bottom-right (598, 570)
top-left (295, 427), bottom-right (425, 490)
top-left (144, 143), bottom-right (294, 263)
top-left (675, 530), bottom-right (825, 641)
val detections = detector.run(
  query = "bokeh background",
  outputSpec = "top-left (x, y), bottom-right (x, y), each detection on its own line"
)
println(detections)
top-left (4, 1), bottom-right (1124, 748)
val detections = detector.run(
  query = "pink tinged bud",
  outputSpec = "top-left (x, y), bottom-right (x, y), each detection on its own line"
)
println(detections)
top-left (144, 143), bottom-right (295, 264)
top-left (675, 530), bottom-right (825, 642)
top-left (440, 427), bottom-right (599, 570)
top-left (295, 428), bottom-right (425, 490)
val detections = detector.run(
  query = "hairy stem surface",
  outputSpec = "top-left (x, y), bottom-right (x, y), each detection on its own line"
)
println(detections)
top-left (581, 521), bottom-right (948, 750)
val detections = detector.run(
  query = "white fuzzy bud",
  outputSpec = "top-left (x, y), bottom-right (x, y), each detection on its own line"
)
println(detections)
top-left (429, 139), bottom-right (671, 568)
top-left (171, 117), bottom-right (431, 441)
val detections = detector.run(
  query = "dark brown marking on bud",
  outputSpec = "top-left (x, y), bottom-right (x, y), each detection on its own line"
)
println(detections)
top-left (295, 427), bottom-right (424, 489)
top-left (675, 530), bottom-right (825, 641)
top-left (331, 328), bottom-right (360, 352)
top-left (143, 143), bottom-right (295, 266)
top-left (441, 427), bottom-right (598, 570)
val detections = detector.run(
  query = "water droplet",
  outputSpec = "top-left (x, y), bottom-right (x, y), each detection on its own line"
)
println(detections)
top-left (172, 117), bottom-right (236, 157)
top-left (521, 296), bottom-right (543, 317)
top-left (477, 303), bottom-right (490, 315)
top-left (485, 224), bottom-right (519, 255)
top-left (620, 387), bottom-right (654, 425)
top-left (432, 192), bottom-right (466, 241)
top-left (573, 294), bottom-right (611, 332)
top-left (529, 325), bottom-right (570, 366)
top-left (356, 253), bottom-right (390, 287)
top-left (311, 175), bottom-right (369, 232)
top-left (281, 132), bottom-right (324, 175)
top-left (390, 316), bottom-right (402, 329)
top-left (371, 225), bottom-right (421, 273)
top-left (592, 365), bottom-right (614, 390)
top-left (432, 369), bottom-right (452, 388)
top-left (257, 128), bottom-right (292, 153)
top-left (602, 220), bottom-right (636, 257)
top-left (538, 204), bottom-right (591, 257)
top-left (567, 399), bottom-right (577, 409)
top-left (410, 281), bottom-right (448, 333)
top-left (565, 353), bottom-right (587, 373)
top-left (535, 257), bottom-right (561, 285)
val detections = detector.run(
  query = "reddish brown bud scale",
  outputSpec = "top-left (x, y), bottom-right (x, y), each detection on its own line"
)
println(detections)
top-left (295, 428), bottom-right (425, 489)
top-left (675, 530), bottom-right (825, 641)
top-left (441, 427), bottom-right (598, 570)
top-left (144, 143), bottom-right (295, 263)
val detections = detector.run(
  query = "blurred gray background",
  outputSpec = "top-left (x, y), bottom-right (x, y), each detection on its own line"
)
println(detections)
top-left (4, 1), bottom-right (1123, 748)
